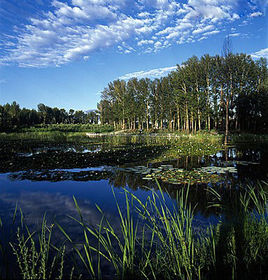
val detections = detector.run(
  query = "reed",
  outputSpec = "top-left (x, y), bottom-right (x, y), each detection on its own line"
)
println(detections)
top-left (10, 214), bottom-right (70, 280)
top-left (6, 181), bottom-right (268, 279)
top-left (60, 182), bottom-right (267, 279)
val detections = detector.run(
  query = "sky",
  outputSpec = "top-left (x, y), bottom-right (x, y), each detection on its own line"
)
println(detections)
top-left (0, 0), bottom-right (267, 111)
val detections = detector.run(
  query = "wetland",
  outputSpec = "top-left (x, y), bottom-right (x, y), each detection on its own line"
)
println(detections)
top-left (0, 133), bottom-right (267, 279)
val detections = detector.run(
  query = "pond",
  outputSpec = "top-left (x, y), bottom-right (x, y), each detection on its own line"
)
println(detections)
top-left (0, 135), bottom-right (267, 279)
top-left (0, 135), bottom-right (266, 225)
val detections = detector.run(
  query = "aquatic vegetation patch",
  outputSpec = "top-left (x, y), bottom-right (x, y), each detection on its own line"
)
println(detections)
top-left (150, 140), bottom-right (223, 163)
top-left (235, 160), bottom-right (260, 165)
top-left (9, 170), bottom-right (114, 182)
top-left (145, 169), bottom-right (222, 185)
top-left (0, 143), bottom-right (165, 173)
top-left (123, 165), bottom-right (223, 185)
top-left (197, 166), bottom-right (238, 174)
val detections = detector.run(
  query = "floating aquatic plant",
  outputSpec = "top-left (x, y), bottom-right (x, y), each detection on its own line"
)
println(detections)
top-left (9, 170), bottom-right (114, 182)
top-left (123, 165), bottom-right (223, 185)
top-left (197, 166), bottom-right (238, 174)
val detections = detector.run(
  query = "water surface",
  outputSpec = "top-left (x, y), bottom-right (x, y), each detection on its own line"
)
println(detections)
top-left (0, 136), bottom-right (267, 242)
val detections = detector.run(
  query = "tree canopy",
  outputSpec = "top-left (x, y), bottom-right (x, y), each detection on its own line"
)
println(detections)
top-left (98, 53), bottom-right (268, 134)
top-left (0, 102), bottom-right (99, 132)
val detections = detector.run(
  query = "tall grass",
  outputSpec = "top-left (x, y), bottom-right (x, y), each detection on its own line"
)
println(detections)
top-left (0, 124), bottom-right (114, 141)
top-left (9, 214), bottom-right (73, 280)
top-left (0, 131), bottom-right (68, 141)
top-left (55, 182), bottom-right (267, 279)
top-left (20, 124), bottom-right (114, 133)
top-left (7, 182), bottom-right (268, 279)
top-left (230, 133), bottom-right (268, 143)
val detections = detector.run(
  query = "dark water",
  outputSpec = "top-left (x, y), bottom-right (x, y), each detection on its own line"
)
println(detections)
top-left (0, 136), bottom-right (267, 246)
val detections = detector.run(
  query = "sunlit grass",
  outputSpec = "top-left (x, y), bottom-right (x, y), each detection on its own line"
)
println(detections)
top-left (53, 181), bottom-right (267, 279)
top-left (0, 177), bottom-right (266, 279)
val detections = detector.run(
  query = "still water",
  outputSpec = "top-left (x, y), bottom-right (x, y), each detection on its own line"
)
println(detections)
top-left (0, 136), bottom-right (267, 242)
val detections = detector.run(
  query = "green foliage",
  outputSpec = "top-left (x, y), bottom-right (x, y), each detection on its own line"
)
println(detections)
top-left (0, 124), bottom-right (114, 141)
top-left (10, 216), bottom-right (68, 280)
top-left (56, 182), bottom-right (267, 280)
top-left (209, 183), bottom-right (268, 279)
top-left (230, 133), bottom-right (268, 143)
top-left (0, 182), bottom-right (266, 279)
top-left (99, 54), bottom-right (267, 134)
top-left (20, 123), bottom-right (114, 133)
top-left (0, 102), bottom-right (101, 132)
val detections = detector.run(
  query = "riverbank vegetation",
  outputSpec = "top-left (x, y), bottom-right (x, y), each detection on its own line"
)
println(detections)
top-left (2, 182), bottom-right (267, 280)
top-left (20, 124), bottom-right (114, 133)
top-left (0, 124), bottom-right (114, 141)
top-left (0, 134), bottom-right (224, 173)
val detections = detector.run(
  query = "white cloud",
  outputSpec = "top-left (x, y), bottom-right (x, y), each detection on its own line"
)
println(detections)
top-left (0, 0), bottom-right (249, 67)
top-left (198, 36), bottom-right (208, 41)
top-left (203, 30), bottom-right (220, 36)
top-left (229, 32), bottom-right (240, 37)
top-left (137, 39), bottom-right (154, 46)
top-left (119, 65), bottom-right (177, 80)
top-left (251, 48), bottom-right (268, 59)
top-left (249, 11), bottom-right (263, 17)
top-left (192, 25), bottom-right (214, 35)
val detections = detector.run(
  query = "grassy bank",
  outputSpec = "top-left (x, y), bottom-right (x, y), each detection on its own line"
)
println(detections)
top-left (0, 128), bottom-right (223, 142)
top-left (1, 125), bottom-right (267, 144)
top-left (0, 131), bottom-right (88, 141)
top-left (0, 124), bottom-right (114, 141)
top-left (230, 133), bottom-right (268, 144)
top-left (3, 182), bottom-right (267, 280)
top-left (19, 124), bottom-right (114, 133)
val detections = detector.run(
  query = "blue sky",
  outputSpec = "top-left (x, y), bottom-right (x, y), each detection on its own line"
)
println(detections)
top-left (0, 0), bottom-right (267, 111)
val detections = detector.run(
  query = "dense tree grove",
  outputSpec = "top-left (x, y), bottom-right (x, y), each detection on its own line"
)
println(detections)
top-left (0, 102), bottom-right (99, 131)
top-left (98, 53), bottom-right (268, 136)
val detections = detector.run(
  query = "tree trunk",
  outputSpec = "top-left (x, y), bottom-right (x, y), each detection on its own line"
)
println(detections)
top-left (220, 84), bottom-right (224, 130)
top-left (191, 112), bottom-right (194, 133)
top-left (146, 101), bottom-right (149, 130)
top-left (225, 98), bottom-right (229, 145)
top-left (198, 109), bottom-right (201, 131)
top-left (186, 102), bottom-right (189, 133)
top-left (177, 107), bottom-right (180, 131)
top-left (206, 75), bottom-right (211, 131)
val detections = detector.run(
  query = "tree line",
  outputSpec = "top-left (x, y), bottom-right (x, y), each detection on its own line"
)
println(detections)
top-left (0, 102), bottom-right (99, 132)
top-left (1, 52), bottom-right (267, 137)
top-left (98, 53), bottom-right (268, 139)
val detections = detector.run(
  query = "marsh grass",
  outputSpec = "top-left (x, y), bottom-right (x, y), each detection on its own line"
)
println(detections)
top-left (0, 124), bottom-right (114, 141)
top-left (19, 124), bottom-right (114, 133)
top-left (207, 182), bottom-right (268, 279)
top-left (9, 213), bottom-right (74, 280)
top-left (55, 181), bottom-right (267, 279)
top-left (230, 133), bottom-right (268, 144)
top-left (0, 131), bottom-right (68, 141)
top-left (0, 131), bottom-right (107, 142)
top-left (6, 182), bottom-right (268, 280)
